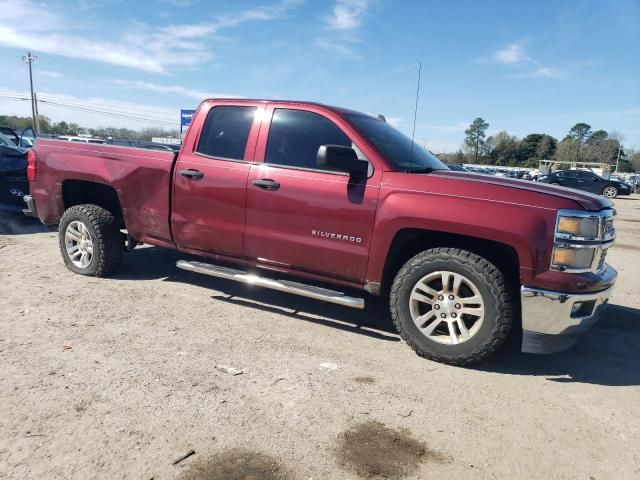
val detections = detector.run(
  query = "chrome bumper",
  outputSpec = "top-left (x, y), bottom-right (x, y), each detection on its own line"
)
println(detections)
top-left (520, 280), bottom-right (615, 354)
top-left (22, 194), bottom-right (38, 218)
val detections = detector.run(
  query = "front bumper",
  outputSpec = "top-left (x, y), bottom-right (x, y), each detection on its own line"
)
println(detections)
top-left (520, 272), bottom-right (616, 354)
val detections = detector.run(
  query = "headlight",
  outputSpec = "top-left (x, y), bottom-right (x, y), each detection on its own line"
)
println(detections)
top-left (552, 246), bottom-right (595, 270)
top-left (551, 209), bottom-right (615, 273)
top-left (556, 215), bottom-right (599, 240)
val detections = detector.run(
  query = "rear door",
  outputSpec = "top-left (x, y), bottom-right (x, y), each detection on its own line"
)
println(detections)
top-left (577, 171), bottom-right (603, 194)
top-left (244, 105), bottom-right (381, 282)
top-left (171, 103), bottom-right (263, 256)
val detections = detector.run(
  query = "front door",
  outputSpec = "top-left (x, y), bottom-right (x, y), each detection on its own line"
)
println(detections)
top-left (171, 103), bottom-right (263, 256)
top-left (244, 106), bottom-right (380, 282)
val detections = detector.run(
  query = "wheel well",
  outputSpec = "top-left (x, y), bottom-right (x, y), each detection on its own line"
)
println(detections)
top-left (381, 229), bottom-right (520, 294)
top-left (62, 180), bottom-right (124, 228)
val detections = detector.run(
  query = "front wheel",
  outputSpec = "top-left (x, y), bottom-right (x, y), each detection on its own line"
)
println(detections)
top-left (602, 186), bottom-right (618, 198)
top-left (59, 204), bottom-right (123, 277)
top-left (390, 248), bottom-right (513, 365)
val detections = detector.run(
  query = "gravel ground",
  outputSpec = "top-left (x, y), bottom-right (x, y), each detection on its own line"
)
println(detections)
top-left (1, 196), bottom-right (639, 480)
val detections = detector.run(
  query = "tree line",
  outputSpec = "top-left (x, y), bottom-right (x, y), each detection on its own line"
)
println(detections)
top-left (0, 115), bottom-right (180, 141)
top-left (438, 117), bottom-right (639, 173)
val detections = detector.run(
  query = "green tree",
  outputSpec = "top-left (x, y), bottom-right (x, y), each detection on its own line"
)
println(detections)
top-left (587, 129), bottom-right (608, 144)
top-left (489, 131), bottom-right (519, 166)
top-left (567, 123), bottom-right (592, 161)
top-left (464, 118), bottom-right (490, 163)
top-left (554, 137), bottom-right (578, 163)
top-left (536, 134), bottom-right (557, 160)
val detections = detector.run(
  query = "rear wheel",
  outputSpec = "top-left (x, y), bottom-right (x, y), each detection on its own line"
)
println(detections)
top-left (602, 186), bottom-right (618, 198)
top-left (551, 182), bottom-right (560, 186)
top-left (390, 248), bottom-right (513, 365)
top-left (59, 204), bottom-right (123, 277)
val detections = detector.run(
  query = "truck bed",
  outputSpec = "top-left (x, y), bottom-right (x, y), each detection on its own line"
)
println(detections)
top-left (31, 139), bottom-right (176, 245)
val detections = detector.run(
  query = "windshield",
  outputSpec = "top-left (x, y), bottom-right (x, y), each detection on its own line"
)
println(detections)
top-left (345, 114), bottom-right (448, 171)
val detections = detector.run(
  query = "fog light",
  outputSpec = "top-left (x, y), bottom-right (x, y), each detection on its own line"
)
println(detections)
top-left (570, 300), bottom-right (596, 318)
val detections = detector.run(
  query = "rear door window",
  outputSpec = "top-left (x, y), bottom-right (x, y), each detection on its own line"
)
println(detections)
top-left (196, 106), bottom-right (256, 161)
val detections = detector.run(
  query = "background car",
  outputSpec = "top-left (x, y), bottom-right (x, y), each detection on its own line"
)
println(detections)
top-left (538, 169), bottom-right (632, 198)
top-left (446, 163), bottom-right (468, 172)
top-left (0, 131), bottom-right (29, 212)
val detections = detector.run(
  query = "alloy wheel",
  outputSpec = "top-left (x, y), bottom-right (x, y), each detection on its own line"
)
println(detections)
top-left (64, 220), bottom-right (94, 269)
top-left (409, 271), bottom-right (485, 345)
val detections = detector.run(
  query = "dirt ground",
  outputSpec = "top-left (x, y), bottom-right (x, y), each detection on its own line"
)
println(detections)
top-left (1, 196), bottom-right (639, 480)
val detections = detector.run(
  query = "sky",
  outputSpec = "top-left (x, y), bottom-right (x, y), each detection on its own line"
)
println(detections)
top-left (0, 0), bottom-right (639, 151)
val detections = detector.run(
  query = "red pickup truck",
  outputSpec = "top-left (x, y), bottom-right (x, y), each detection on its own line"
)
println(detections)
top-left (23, 99), bottom-right (617, 365)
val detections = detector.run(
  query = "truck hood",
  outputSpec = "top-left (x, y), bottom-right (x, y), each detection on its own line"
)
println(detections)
top-left (384, 170), bottom-right (613, 211)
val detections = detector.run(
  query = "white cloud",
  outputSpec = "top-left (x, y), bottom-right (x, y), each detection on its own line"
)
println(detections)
top-left (483, 42), bottom-right (566, 80)
top-left (315, 39), bottom-right (360, 59)
top-left (318, 0), bottom-right (368, 57)
top-left (492, 43), bottom-right (529, 65)
top-left (324, 0), bottom-right (369, 30)
top-left (0, 0), bottom-right (303, 74)
top-left (509, 66), bottom-right (566, 79)
top-left (40, 70), bottom-right (63, 79)
top-left (111, 79), bottom-right (240, 100)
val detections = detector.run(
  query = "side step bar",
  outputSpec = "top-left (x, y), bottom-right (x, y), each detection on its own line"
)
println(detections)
top-left (176, 260), bottom-right (365, 309)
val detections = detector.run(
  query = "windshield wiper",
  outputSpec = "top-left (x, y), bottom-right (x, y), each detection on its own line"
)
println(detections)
top-left (404, 166), bottom-right (434, 174)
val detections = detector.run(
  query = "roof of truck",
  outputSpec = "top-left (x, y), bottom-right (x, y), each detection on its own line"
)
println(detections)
top-left (201, 98), bottom-right (374, 118)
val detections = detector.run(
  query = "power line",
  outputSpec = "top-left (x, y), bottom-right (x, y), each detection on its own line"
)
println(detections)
top-left (35, 94), bottom-right (176, 119)
top-left (0, 93), bottom-right (177, 126)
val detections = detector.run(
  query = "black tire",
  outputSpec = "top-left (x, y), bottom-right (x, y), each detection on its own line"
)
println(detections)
top-left (58, 204), bottom-right (123, 277)
top-left (390, 247), bottom-right (513, 365)
top-left (551, 182), bottom-right (560, 186)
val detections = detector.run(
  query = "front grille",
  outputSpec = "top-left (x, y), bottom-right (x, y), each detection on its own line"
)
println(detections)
top-left (597, 248), bottom-right (608, 272)
top-left (602, 217), bottom-right (615, 239)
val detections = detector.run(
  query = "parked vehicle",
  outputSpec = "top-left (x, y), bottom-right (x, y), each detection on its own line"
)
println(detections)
top-left (0, 126), bottom-right (35, 148)
top-left (23, 99), bottom-right (617, 365)
top-left (538, 169), bottom-right (632, 198)
top-left (57, 135), bottom-right (107, 144)
top-left (446, 163), bottom-right (467, 172)
top-left (0, 131), bottom-right (29, 212)
top-left (107, 139), bottom-right (177, 152)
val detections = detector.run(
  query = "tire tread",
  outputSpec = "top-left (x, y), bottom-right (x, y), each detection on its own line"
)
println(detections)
top-left (59, 204), bottom-right (122, 277)
top-left (390, 247), bottom-right (513, 366)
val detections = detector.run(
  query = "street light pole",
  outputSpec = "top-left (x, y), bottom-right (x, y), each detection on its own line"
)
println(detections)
top-left (22, 51), bottom-right (38, 133)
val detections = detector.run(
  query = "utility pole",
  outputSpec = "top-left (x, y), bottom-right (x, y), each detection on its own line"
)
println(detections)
top-left (22, 51), bottom-right (38, 133)
top-left (615, 142), bottom-right (622, 173)
top-left (34, 91), bottom-right (41, 133)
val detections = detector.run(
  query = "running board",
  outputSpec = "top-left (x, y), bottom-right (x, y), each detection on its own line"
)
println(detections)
top-left (176, 260), bottom-right (365, 309)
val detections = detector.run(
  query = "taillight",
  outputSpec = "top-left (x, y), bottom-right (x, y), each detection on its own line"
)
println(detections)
top-left (27, 149), bottom-right (37, 182)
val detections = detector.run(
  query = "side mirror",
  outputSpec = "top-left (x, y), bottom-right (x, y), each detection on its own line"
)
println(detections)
top-left (316, 145), bottom-right (368, 178)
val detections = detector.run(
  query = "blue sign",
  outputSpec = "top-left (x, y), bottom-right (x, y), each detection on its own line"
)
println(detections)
top-left (180, 109), bottom-right (196, 127)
